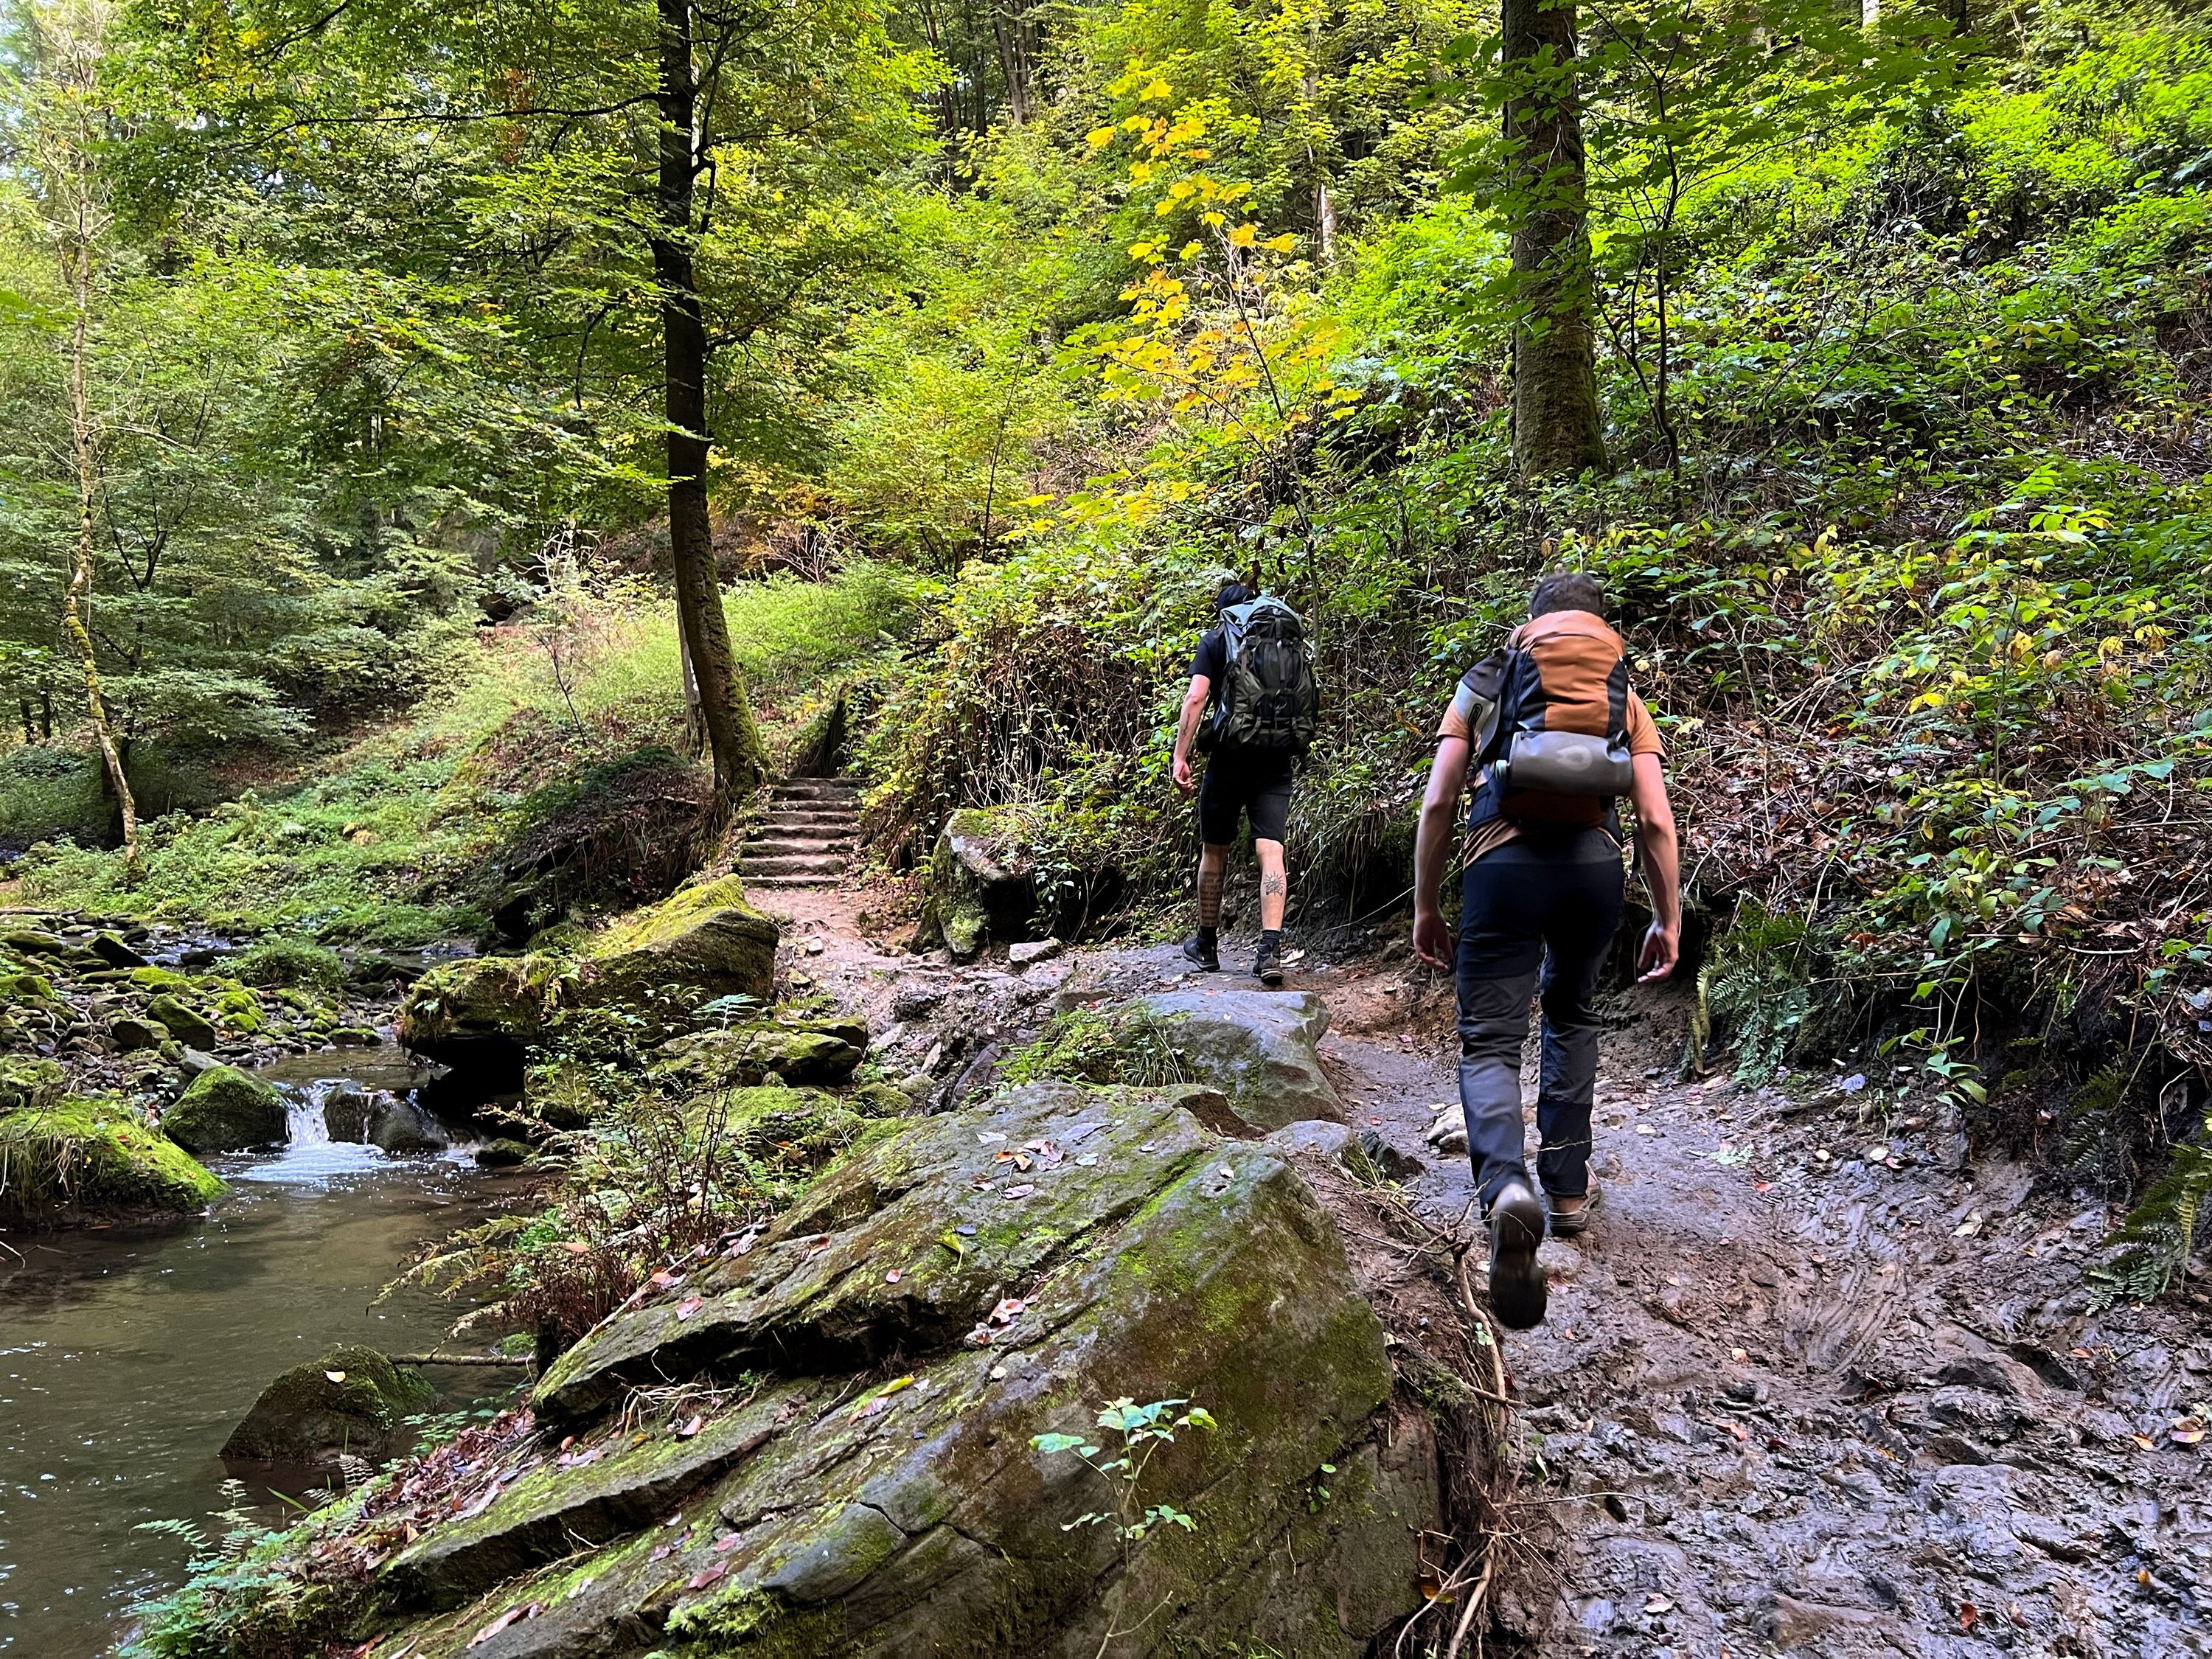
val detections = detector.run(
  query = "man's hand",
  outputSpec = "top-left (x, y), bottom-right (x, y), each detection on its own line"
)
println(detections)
top-left (1413, 907), bottom-right (1454, 971)
top-left (1638, 921), bottom-right (1680, 982)
top-left (1173, 753), bottom-right (1197, 795)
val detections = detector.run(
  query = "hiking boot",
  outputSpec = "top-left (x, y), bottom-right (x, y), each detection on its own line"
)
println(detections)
top-left (1546, 1180), bottom-right (1600, 1239)
top-left (1253, 937), bottom-right (1284, 987)
top-left (1486, 1178), bottom-right (1549, 1329)
top-left (1180, 933), bottom-right (1221, 973)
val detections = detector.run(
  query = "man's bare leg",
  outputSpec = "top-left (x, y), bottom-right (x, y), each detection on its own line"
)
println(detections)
top-left (1253, 838), bottom-right (1287, 984)
top-left (1183, 842), bottom-right (1230, 970)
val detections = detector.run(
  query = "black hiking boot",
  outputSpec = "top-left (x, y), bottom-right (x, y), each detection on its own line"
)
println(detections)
top-left (1253, 936), bottom-right (1284, 987)
top-left (1181, 933), bottom-right (1221, 973)
top-left (1486, 1178), bottom-right (1549, 1329)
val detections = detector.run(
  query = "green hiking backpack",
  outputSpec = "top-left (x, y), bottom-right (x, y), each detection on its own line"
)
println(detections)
top-left (1203, 597), bottom-right (1321, 757)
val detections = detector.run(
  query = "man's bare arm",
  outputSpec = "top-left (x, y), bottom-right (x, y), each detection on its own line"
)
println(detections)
top-left (1630, 751), bottom-right (1680, 981)
top-left (1172, 675), bottom-right (1210, 793)
top-left (1412, 734), bottom-right (1470, 970)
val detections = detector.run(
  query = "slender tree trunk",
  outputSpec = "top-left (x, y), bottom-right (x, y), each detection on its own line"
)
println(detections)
top-left (54, 30), bottom-right (139, 871)
top-left (990, 0), bottom-right (1031, 124)
top-left (1502, 0), bottom-right (1609, 477)
top-left (653, 0), bottom-right (766, 807)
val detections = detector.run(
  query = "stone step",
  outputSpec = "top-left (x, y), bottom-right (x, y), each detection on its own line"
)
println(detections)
top-left (742, 837), bottom-right (856, 858)
top-left (741, 853), bottom-right (846, 878)
top-left (773, 782), bottom-right (860, 802)
top-left (757, 810), bottom-right (857, 829)
top-left (745, 873), bottom-right (840, 889)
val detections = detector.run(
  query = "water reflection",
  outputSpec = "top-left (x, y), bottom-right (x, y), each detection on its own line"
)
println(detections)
top-left (0, 1135), bottom-right (515, 1655)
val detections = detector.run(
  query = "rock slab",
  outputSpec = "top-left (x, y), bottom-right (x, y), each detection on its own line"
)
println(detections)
top-left (1134, 987), bottom-right (1345, 1133)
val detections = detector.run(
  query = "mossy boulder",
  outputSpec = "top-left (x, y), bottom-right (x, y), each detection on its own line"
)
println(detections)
top-left (0, 1056), bottom-right (64, 1113)
top-left (0, 1094), bottom-right (223, 1222)
top-left (335, 1080), bottom-right (1437, 1655)
top-left (111, 1015), bottom-right (164, 1052)
top-left (220, 1344), bottom-right (437, 1467)
top-left (581, 874), bottom-right (780, 1030)
top-left (919, 807), bottom-right (1034, 962)
top-left (165, 1065), bottom-right (288, 1153)
top-left (1132, 987), bottom-right (1346, 1133)
top-left (653, 1014), bottom-right (868, 1088)
top-left (145, 992), bottom-right (220, 1050)
top-left (0, 970), bottom-right (58, 1006)
top-left (397, 953), bottom-right (571, 1067)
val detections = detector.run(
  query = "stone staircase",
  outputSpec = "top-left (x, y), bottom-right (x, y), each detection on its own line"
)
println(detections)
top-left (740, 779), bottom-right (862, 890)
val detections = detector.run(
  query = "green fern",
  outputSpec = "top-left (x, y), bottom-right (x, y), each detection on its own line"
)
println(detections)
top-left (2092, 1118), bottom-right (2212, 1307)
top-left (1703, 904), bottom-right (1818, 1082)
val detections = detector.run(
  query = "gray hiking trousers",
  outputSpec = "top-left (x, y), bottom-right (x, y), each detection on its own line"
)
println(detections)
top-left (1454, 830), bottom-right (1624, 1210)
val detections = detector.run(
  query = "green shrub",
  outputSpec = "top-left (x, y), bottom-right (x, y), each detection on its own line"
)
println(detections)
top-left (229, 938), bottom-right (346, 990)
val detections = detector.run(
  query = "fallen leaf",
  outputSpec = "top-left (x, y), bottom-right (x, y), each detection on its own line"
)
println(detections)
top-left (1215, 1163), bottom-right (1234, 1180)
top-left (562, 1240), bottom-right (592, 1255)
top-left (937, 1231), bottom-right (966, 1256)
top-left (2170, 1418), bottom-right (2205, 1445)
top-left (977, 1132), bottom-right (1006, 1145)
top-left (886, 1268), bottom-right (902, 1283)
top-left (992, 1298), bottom-right (1026, 1323)
top-left (324, 1370), bottom-right (348, 1384)
top-left (468, 1604), bottom-right (530, 1646)
top-left (675, 1297), bottom-right (704, 1322)
top-left (1863, 1142), bottom-right (1889, 1163)
top-left (989, 1363), bottom-right (1008, 1380)
top-left (2132, 1433), bottom-right (2157, 1450)
top-left (1074, 1152), bottom-right (1099, 1166)
top-left (712, 1531), bottom-right (743, 1553)
top-left (1644, 1595), bottom-right (1674, 1613)
top-left (686, 1563), bottom-right (728, 1591)
top-left (650, 1270), bottom-right (684, 1289)
top-left (1005, 1183), bottom-right (1034, 1199)
top-left (1952, 1214), bottom-right (1983, 1238)
top-left (675, 1415), bottom-right (703, 1439)
top-left (1959, 1601), bottom-right (1978, 1631)
top-left (2070, 1346), bottom-right (2093, 1359)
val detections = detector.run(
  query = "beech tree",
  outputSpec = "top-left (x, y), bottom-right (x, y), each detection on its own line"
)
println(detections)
top-left (143, 0), bottom-right (930, 805)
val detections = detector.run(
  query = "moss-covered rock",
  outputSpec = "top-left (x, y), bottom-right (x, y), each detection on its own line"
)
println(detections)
top-left (0, 970), bottom-right (58, 1006)
top-left (397, 953), bottom-right (572, 1066)
top-left (164, 1064), bottom-right (288, 1153)
top-left (219, 1344), bottom-right (437, 1466)
top-left (473, 1138), bottom-right (532, 1168)
top-left (918, 807), bottom-right (1034, 963)
top-left (582, 874), bottom-right (779, 1029)
top-left (341, 1079), bottom-right (1431, 1657)
top-left (653, 1014), bottom-right (868, 1088)
top-left (0, 1056), bottom-right (64, 1113)
top-left (111, 1014), bottom-right (164, 1051)
top-left (0, 1094), bottom-right (223, 1222)
top-left (145, 992), bottom-right (219, 1050)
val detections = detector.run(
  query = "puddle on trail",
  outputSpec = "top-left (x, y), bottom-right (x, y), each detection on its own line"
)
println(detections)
top-left (0, 1064), bottom-right (518, 1657)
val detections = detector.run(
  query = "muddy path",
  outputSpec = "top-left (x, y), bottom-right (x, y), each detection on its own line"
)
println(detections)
top-left (757, 883), bottom-right (2211, 1658)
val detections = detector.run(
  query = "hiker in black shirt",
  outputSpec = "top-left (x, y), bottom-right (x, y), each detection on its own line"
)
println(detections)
top-left (1172, 583), bottom-right (1297, 986)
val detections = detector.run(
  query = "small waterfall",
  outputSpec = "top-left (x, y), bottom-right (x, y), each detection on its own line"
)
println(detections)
top-left (288, 1080), bottom-right (337, 1147)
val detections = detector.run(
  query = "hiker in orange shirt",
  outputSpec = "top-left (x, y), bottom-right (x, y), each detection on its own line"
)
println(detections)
top-left (1411, 572), bottom-right (1682, 1329)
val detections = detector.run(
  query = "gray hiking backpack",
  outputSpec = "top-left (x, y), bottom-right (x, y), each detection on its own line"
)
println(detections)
top-left (1203, 597), bottom-right (1321, 757)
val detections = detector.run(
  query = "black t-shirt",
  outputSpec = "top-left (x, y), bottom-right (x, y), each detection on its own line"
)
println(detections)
top-left (1192, 627), bottom-right (1227, 688)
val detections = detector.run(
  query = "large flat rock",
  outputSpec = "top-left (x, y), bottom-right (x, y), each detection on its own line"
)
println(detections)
top-left (344, 1080), bottom-right (1440, 1657)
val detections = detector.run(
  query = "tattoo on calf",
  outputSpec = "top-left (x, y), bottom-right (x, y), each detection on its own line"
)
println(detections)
top-left (1262, 874), bottom-right (1286, 897)
top-left (1197, 865), bottom-right (1225, 925)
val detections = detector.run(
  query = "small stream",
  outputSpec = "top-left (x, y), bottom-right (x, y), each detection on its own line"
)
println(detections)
top-left (0, 1054), bottom-right (518, 1657)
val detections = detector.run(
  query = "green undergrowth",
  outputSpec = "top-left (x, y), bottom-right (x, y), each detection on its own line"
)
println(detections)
top-left (5, 566), bottom-right (911, 945)
top-left (997, 1004), bottom-right (1200, 1092)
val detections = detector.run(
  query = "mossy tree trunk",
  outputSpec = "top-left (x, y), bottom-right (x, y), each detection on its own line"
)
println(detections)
top-left (653, 0), bottom-right (768, 810)
top-left (1502, 0), bottom-right (1610, 479)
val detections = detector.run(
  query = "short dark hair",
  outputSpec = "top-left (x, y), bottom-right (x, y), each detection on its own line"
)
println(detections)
top-left (1528, 571), bottom-right (1604, 619)
top-left (1216, 581), bottom-right (1254, 613)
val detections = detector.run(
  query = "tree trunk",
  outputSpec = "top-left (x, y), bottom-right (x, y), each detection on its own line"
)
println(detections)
top-left (1502, 0), bottom-right (1609, 477)
top-left (990, 0), bottom-right (1032, 125)
top-left (653, 0), bottom-right (767, 808)
top-left (55, 44), bottom-right (139, 872)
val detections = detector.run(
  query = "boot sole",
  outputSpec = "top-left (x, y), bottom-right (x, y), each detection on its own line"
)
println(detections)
top-left (1488, 1188), bottom-right (1549, 1329)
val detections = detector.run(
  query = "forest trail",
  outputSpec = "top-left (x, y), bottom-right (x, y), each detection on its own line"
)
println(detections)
top-left (755, 877), bottom-right (2211, 1658)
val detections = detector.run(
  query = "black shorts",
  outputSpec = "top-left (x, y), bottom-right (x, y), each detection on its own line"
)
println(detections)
top-left (1198, 753), bottom-right (1295, 845)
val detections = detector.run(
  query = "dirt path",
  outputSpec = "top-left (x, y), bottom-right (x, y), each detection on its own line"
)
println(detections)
top-left (759, 884), bottom-right (2212, 1658)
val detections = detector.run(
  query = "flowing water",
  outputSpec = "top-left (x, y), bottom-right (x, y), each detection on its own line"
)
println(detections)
top-left (0, 1065), bottom-right (516, 1657)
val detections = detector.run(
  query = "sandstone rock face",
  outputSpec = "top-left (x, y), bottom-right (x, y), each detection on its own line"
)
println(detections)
top-left (302, 1082), bottom-right (1444, 1657)
top-left (220, 1344), bottom-right (437, 1466)
top-left (164, 1064), bottom-right (287, 1153)
top-left (1133, 987), bottom-right (1345, 1133)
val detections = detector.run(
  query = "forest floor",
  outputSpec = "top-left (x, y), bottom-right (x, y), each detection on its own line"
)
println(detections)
top-left (753, 880), bottom-right (2212, 1659)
